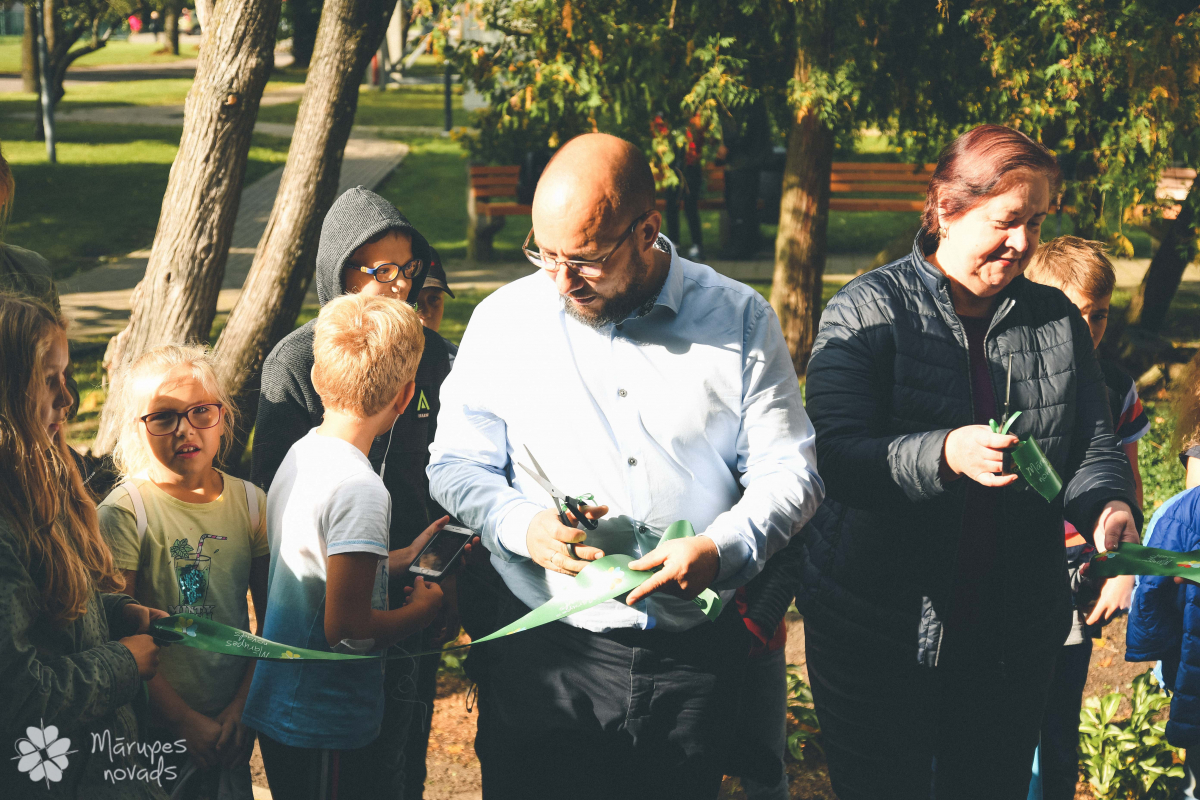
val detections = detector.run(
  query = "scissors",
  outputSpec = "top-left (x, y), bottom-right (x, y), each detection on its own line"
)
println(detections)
top-left (518, 446), bottom-right (598, 559)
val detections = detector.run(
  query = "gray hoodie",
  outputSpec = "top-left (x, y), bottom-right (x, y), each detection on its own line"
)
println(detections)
top-left (251, 188), bottom-right (451, 563)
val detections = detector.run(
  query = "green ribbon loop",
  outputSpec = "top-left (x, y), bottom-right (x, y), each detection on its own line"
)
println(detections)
top-left (987, 412), bottom-right (1062, 502)
top-left (1088, 542), bottom-right (1200, 580)
top-left (151, 520), bottom-right (723, 662)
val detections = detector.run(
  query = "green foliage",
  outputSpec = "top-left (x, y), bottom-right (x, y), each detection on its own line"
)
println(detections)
top-left (1078, 671), bottom-right (1185, 799)
top-left (785, 664), bottom-right (821, 761)
top-left (169, 538), bottom-right (193, 559)
top-left (948, 1), bottom-right (1200, 239)
top-left (451, 1), bottom-right (796, 172)
top-left (1139, 400), bottom-right (1188, 521)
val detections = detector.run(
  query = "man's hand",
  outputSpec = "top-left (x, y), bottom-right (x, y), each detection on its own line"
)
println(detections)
top-left (625, 536), bottom-right (719, 605)
top-left (1094, 500), bottom-right (1139, 552)
top-left (942, 425), bottom-right (1019, 487)
top-left (122, 603), bottom-right (170, 635)
top-left (1085, 575), bottom-right (1134, 626)
top-left (213, 700), bottom-right (254, 769)
top-left (526, 506), bottom-right (608, 576)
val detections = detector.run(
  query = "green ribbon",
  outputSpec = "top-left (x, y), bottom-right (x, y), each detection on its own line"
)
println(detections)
top-left (151, 520), bottom-right (723, 662)
top-left (989, 411), bottom-right (1062, 502)
top-left (1088, 542), bottom-right (1200, 580)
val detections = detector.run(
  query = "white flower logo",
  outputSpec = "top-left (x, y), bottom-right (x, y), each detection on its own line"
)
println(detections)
top-left (12, 721), bottom-right (75, 787)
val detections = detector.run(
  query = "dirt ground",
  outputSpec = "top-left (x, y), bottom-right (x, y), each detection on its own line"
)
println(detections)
top-left (246, 613), bottom-right (1150, 799)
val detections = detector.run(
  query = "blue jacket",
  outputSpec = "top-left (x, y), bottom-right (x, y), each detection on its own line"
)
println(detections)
top-left (1126, 486), bottom-right (1200, 747)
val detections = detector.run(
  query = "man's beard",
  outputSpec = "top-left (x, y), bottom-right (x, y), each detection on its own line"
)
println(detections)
top-left (563, 250), bottom-right (664, 328)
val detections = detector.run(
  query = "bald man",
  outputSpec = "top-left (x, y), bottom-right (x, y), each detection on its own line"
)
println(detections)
top-left (428, 134), bottom-right (823, 799)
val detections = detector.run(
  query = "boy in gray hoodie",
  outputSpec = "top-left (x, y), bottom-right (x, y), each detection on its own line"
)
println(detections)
top-left (252, 186), bottom-right (452, 798)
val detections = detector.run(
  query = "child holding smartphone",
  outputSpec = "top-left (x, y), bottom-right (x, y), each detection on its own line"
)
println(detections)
top-left (98, 345), bottom-right (269, 797)
top-left (243, 293), bottom-right (446, 800)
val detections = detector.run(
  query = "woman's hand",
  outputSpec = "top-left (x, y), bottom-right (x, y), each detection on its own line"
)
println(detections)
top-left (1085, 575), bottom-right (1134, 626)
top-left (941, 425), bottom-right (1019, 487)
top-left (1094, 500), bottom-right (1139, 552)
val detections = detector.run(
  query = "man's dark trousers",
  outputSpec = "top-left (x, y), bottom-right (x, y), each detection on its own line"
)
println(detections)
top-left (470, 603), bottom-right (751, 800)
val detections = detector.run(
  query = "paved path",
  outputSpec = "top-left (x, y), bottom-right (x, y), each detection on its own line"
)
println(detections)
top-left (54, 93), bottom-right (409, 340)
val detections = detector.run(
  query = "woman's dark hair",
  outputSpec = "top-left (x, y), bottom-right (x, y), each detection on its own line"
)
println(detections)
top-left (921, 125), bottom-right (1062, 240)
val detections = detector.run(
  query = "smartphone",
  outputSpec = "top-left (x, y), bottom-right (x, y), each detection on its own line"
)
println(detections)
top-left (408, 524), bottom-right (474, 581)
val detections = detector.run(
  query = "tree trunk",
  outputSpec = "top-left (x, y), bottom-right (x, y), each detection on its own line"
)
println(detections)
top-left (214, 0), bottom-right (397, 467)
top-left (770, 108), bottom-right (834, 377)
top-left (22, 5), bottom-right (38, 93)
top-left (1126, 182), bottom-right (1200, 331)
top-left (194, 0), bottom-right (213, 41)
top-left (92, 0), bottom-right (282, 455)
top-left (164, 1), bottom-right (180, 56)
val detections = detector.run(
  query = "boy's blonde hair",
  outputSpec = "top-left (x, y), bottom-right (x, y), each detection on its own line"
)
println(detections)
top-left (111, 344), bottom-right (238, 477)
top-left (312, 294), bottom-right (425, 418)
top-left (1025, 236), bottom-right (1117, 301)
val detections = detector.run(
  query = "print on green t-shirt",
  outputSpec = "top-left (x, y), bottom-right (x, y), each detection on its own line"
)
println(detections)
top-left (169, 533), bottom-right (228, 615)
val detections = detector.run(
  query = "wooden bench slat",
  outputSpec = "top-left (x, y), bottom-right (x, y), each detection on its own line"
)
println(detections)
top-left (829, 198), bottom-right (926, 212)
top-left (829, 181), bottom-right (930, 194)
top-left (469, 165), bottom-right (523, 176)
top-left (471, 174), bottom-right (521, 185)
top-left (831, 162), bottom-right (937, 173)
top-left (475, 202), bottom-right (531, 216)
top-left (472, 186), bottom-right (522, 198)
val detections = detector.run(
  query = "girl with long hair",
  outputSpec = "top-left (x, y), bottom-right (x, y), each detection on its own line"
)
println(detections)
top-left (0, 294), bottom-right (167, 798)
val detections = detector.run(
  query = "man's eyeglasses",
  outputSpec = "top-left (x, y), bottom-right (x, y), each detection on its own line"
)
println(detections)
top-left (349, 258), bottom-right (424, 284)
top-left (140, 403), bottom-right (224, 437)
top-left (523, 210), bottom-right (654, 278)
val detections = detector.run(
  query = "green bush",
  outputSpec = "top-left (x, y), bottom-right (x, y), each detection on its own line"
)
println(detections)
top-left (1078, 671), bottom-right (1184, 799)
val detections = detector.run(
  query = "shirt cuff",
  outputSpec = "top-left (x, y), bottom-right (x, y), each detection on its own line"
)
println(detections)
top-left (699, 529), bottom-right (751, 585)
top-left (494, 500), bottom-right (544, 560)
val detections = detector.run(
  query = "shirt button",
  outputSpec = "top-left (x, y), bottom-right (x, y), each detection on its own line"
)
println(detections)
top-left (627, 457), bottom-right (637, 466)
top-left (618, 388), bottom-right (628, 398)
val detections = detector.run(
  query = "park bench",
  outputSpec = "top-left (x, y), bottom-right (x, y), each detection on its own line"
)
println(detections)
top-left (467, 161), bottom-right (937, 260)
top-left (466, 162), bottom-right (1195, 260)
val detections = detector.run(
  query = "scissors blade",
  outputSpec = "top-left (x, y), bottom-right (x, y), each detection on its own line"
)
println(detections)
top-left (518, 458), bottom-right (565, 503)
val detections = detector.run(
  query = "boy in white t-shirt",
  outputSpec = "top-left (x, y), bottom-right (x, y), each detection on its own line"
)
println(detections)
top-left (243, 293), bottom-right (444, 800)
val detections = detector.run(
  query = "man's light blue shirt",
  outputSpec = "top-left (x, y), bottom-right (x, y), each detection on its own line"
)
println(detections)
top-left (427, 243), bottom-right (823, 632)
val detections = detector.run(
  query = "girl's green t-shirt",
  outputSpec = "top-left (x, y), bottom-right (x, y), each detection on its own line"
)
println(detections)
top-left (98, 471), bottom-right (269, 718)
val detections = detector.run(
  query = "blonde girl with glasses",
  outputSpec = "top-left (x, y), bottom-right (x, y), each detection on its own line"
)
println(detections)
top-left (0, 294), bottom-right (166, 796)
top-left (98, 345), bottom-right (269, 799)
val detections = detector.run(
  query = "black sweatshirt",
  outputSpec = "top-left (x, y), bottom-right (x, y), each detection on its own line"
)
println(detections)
top-left (251, 187), bottom-right (452, 583)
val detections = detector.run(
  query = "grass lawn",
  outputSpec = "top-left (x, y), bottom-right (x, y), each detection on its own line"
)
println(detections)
top-left (257, 83), bottom-right (474, 129)
top-left (0, 118), bottom-right (291, 278)
top-left (0, 36), bottom-right (201, 74)
top-left (0, 74), bottom-right (306, 112)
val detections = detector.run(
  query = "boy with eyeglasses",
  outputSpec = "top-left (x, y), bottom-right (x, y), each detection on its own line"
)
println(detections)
top-left (252, 186), bottom-right (454, 798)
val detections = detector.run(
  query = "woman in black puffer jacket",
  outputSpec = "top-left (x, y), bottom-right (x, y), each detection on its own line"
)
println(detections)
top-left (798, 125), bottom-right (1140, 800)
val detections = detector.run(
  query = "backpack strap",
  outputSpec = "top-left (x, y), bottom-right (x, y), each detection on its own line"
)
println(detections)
top-left (241, 478), bottom-right (261, 532)
top-left (121, 481), bottom-right (148, 545)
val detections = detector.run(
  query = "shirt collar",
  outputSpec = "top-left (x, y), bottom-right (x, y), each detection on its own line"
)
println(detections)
top-left (651, 235), bottom-right (685, 316)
